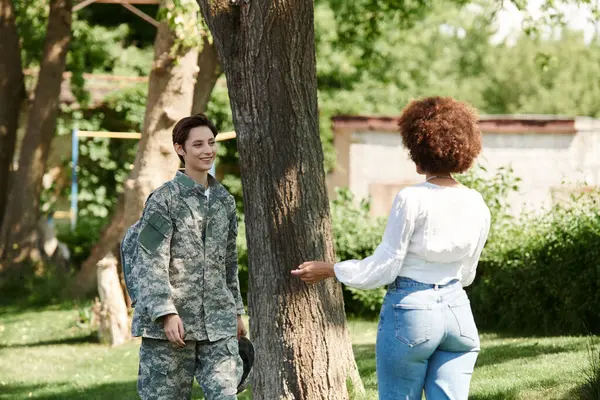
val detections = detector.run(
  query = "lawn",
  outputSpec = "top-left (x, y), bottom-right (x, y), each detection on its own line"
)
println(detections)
top-left (0, 303), bottom-right (597, 399)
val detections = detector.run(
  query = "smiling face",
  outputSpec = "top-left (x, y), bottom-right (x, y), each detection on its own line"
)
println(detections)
top-left (174, 126), bottom-right (216, 173)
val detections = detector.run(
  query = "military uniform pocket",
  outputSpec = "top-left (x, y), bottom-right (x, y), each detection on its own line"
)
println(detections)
top-left (225, 337), bottom-right (244, 389)
top-left (138, 338), bottom-right (171, 398)
top-left (226, 337), bottom-right (239, 356)
top-left (139, 212), bottom-right (170, 253)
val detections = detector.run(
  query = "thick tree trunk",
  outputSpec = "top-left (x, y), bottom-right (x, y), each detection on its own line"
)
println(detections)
top-left (0, 0), bottom-right (25, 228)
top-left (198, 1), bottom-right (364, 398)
top-left (0, 0), bottom-right (72, 267)
top-left (192, 36), bottom-right (221, 114)
top-left (71, 2), bottom-right (199, 296)
top-left (95, 252), bottom-right (130, 346)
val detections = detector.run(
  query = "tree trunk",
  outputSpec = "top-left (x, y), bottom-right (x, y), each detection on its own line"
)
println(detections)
top-left (197, 1), bottom-right (364, 398)
top-left (95, 252), bottom-right (130, 346)
top-left (192, 36), bottom-right (221, 114)
top-left (0, 0), bottom-right (25, 228)
top-left (0, 0), bottom-right (72, 267)
top-left (70, 1), bottom-right (199, 296)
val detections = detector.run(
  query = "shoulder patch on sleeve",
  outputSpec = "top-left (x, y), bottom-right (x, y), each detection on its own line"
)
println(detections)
top-left (138, 212), bottom-right (170, 253)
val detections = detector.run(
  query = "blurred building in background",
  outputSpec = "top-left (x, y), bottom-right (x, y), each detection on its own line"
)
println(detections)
top-left (327, 114), bottom-right (600, 216)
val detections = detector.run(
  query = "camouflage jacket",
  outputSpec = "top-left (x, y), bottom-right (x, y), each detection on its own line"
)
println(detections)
top-left (131, 171), bottom-right (245, 342)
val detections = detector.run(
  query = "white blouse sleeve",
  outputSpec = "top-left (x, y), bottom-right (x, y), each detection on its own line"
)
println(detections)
top-left (333, 190), bottom-right (417, 289)
top-left (460, 206), bottom-right (491, 287)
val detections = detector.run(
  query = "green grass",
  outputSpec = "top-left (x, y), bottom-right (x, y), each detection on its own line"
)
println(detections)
top-left (0, 306), bottom-right (597, 399)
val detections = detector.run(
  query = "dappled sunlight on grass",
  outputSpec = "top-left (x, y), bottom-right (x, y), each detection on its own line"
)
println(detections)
top-left (0, 307), bottom-right (597, 400)
top-left (348, 329), bottom-right (597, 399)
top-left (468, 333), bottom-right (594, 400)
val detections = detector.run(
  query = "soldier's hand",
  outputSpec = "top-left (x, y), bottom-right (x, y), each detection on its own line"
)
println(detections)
top-left (237, 315), bottom-right (247, 339)
top-left (163, 314), bottom-right (186, 347)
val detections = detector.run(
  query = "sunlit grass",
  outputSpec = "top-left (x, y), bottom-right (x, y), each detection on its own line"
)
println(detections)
top-left (0, 306), bottom-right (597, 399)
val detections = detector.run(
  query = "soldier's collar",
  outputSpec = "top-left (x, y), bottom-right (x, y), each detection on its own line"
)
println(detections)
top-left (174, 170), bottom-right (198, 190)
top-left (174, 170), bottom-right (225, 198)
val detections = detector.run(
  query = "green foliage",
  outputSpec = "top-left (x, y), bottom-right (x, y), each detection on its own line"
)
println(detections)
top-left (315, 1), bottom-right (488, 111)
top-left (49, 85), bottom-right (146, 222)
top-left (206, 83), bottom-right (235, 133)
top-left (56, 218), bottom-right (105, 268)
top-left (76, 3), bottom-right (158, 47)
top-left (0, 263), bottom-right (70, 308)
top-left (330, 188), bottom-right (387, 316)
top-left (68, 20), bottom-right (153, 76)
top-left (13, 0), bottom-right (600, 329)
top-left (470, 191), bottom-right (600, 335)
top-left (158, 0), bottom-right (209, 56)
top-left (15, 1), bottom-right (152, 103)
top-left (68, 21), bottom-right (126, 105)
top-left (480, 32), bottom-right (600, 118)
top-left (457, 165), bottom-right (521, 220)
top-left (13, 0), bottom-right (49, 69)
top-left (314, 1), bottom-right (498, 171)
top-left (459, 166), bottom-right (600, 336)
top-left (236, 218), bottom-right (249, 304)
top-left (50, 86), bottom-right (147, 270)
top-left (320, 0), bottom-right (469, 55)
top-left (222, 174), bottom-right (244, 214)
top-left (315, 0), bottom-right (600, 137)
top-left (456, 165), bottom-right (522, 249)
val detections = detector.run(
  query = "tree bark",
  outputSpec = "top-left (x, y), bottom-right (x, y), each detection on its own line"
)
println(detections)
top-left (0, 0), bottom-right (25, 228)
top-left (70, 1), bottom-right (199, 296)
top-left (0, 0), bottom-right (72, 267)
top-left (95, 251), bottom-right (130, 346)
top-left (192, 36), bottom-right (221, 114)
top-left (197, 1), bottom-right (364, 398)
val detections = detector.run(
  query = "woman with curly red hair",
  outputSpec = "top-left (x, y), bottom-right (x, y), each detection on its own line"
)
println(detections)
top-left (293, 97), bottom-right (491, 399)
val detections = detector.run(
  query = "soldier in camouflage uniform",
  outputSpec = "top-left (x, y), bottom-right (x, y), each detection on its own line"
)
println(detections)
top-left (132, 114), bottom-right (246, 400)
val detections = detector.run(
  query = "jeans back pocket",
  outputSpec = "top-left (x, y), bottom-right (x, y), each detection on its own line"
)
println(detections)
top-left (449, 300), bottom-right (479, 343)
top-left (393, 303), bottom-right (432, 347)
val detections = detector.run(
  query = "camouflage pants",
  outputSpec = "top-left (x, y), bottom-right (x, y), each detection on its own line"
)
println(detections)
top-left (137, 336), bottom-right (242, 400)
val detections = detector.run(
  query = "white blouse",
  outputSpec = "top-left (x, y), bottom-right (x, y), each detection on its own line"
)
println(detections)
top-left (334, 182), bottom-right (491, 289)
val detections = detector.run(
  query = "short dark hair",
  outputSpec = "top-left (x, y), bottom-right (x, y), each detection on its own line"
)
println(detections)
top-left (398, 96), bottom-right (482, 174)
top-left (172, 113), bottom-right (219, 165)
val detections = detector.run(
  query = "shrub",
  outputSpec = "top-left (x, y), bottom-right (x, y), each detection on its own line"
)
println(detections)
top-left (330, 188), bottom-right (386, 317)
top-left (0, 262), bottom-right (71, 307)
top-left (470, 191), bottom-right (600, 335)
top-left (56, 216), bottom-right (106, 269)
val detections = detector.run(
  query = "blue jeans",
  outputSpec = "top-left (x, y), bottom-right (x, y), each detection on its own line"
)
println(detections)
top-left (376, 277), bottom-right (480, 400)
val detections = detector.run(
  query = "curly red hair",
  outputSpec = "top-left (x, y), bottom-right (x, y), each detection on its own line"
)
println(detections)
top-left (398, 96), bottom-right (481, 174)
